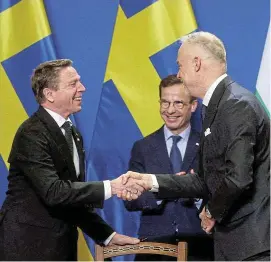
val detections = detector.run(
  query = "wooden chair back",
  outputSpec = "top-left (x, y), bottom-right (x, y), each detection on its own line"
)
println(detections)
top-left (95, 241), bottom-right (187, 261)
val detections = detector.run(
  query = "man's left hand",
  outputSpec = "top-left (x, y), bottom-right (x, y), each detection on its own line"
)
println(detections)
top-left (108, 233), bottom-right (140, 246)
top-left (199, 207), bottom-right (216, 234)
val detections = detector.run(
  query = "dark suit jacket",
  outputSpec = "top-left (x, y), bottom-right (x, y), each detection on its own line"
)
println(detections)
top-left (0, 106), bottom-right (114, 261)
top-left (124, 127), bottom-right (204, 238)
top-left (155, 77), bottom-right (270, 260)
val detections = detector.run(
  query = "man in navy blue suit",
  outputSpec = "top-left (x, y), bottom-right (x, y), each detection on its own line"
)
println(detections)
top-left (124, 75), bottom-right (213, 261)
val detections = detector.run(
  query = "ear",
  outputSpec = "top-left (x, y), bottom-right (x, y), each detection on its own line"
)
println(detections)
top-left (191, 99), bottom-right (198, 113)
top-left (193, 56), bottom-right (201, 72)
top-left (43, 88), bottom-right (54, 103)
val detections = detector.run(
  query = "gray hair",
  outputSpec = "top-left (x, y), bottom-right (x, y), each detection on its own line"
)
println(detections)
top-left (181, 31), bottom-right (227, 70)
top-left (31, 59), bottom-right (73, 104)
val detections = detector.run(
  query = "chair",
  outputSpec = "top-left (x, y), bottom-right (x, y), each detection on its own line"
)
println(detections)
top-left (95, 241), bottom-right (187, 261)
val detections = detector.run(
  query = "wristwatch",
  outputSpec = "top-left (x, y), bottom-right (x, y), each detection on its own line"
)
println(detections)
top-left (205, 207), bottom-right (212, 219)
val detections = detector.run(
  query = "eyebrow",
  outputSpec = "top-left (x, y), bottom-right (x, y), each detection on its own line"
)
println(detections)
top-left (161, 99), bottom-right (185, 103)
top-left (69, 76), bottom-right (81, 83)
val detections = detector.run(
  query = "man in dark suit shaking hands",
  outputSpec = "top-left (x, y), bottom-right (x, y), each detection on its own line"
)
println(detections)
top-left (0, 59), bottom-right (141, 261)
top-left (122, 32), bottom-right (270, 261)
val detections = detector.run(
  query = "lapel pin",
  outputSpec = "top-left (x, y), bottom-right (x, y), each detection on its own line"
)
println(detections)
top-left (204, 128), bottom-right (211, 137)
top-left (196, 143), bottom-right (199, 146)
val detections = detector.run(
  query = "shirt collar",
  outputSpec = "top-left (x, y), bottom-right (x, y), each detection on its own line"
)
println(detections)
top-left (43, 107), bottom-right (72, 128)
top-left (164, 124), bottom-right (191, 141)
top-left (202, 73), bottom-right (227, 107)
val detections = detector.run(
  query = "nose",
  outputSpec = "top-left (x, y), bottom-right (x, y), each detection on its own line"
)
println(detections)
top-left (167, 103), bottom-right (176, 114)
top-left (78, 82), bottom-right (86, 92)
top-left (177, 70), bottom-right (182, 79)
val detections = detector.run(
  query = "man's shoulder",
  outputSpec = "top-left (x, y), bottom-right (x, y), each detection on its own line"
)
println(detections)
top-left (224, 79), bottom-right (256, 103)
top-left (16, 111), bottom-right (45, 136)
top-left (134, 127), bottom-right (164, 146)
top-left (190, 129), bottom-right (201, 140)
top-left (221, 82), bottom-right (261, 117)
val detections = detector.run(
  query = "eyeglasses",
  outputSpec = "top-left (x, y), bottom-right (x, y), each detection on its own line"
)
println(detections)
top-left (159, 99), bottom-right (191, 110)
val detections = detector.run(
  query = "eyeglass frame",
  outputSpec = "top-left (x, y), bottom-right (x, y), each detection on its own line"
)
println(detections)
top-left (159, 99), bottom-right (196, 110)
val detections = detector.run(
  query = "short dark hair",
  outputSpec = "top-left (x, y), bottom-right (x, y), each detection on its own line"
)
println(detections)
top-left (31, 59), bottom-right (73, 104)
top-left (159, 74), bottom-right (196, 101)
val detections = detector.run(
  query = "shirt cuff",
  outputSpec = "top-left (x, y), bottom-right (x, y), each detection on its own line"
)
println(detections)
top-left (104, 232), bottom-right (116, 246)
top-left (150, 174), bottom-right (159, 192)
top-left (103, 180), bottom-right (112, 200)
top-left (156, 200), bottom-right (163, 205)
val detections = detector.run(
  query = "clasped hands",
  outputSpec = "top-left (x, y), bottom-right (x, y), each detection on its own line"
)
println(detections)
top-left (111, 171), bottom-right (216, 235)
top-left (110, 169), bottom-right (194, 201)
top-left (110, 171), bottom-right (152, 201)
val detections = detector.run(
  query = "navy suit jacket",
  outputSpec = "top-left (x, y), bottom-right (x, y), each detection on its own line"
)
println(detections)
top-left (124, 127), bottom-right (205, 238)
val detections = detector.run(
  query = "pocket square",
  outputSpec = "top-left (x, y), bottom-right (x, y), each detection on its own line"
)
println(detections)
top-left (204, 127), bottom-right (211, 137)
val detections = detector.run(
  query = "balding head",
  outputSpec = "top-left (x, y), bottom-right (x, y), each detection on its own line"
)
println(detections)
top-left (181, 31), bottom-right (227, 71)
top-left (176, 31), bottom-right (227, 98)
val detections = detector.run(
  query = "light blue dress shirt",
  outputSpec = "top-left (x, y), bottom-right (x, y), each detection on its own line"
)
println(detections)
top-left (162, 125), bottom-right (202, 209)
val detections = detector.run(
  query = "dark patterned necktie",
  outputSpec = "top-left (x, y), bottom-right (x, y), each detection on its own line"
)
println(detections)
top-left (170, 136), bottom-right (182, 173)
top-left (62, 121), bottom-right (74, 158)
top-left (201, 104), bottom-right (207, 123)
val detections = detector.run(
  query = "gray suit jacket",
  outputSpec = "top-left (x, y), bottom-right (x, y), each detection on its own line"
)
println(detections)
top-left (155, 76), bottom-right (270, 260)
top-left (0, 106), bottom-right (114, 261)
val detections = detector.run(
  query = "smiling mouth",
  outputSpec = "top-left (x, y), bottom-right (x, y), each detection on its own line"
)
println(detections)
top-left (166, 116), bottom-right (180, 119)
top-left (73, 97), bottom-right (82, 101)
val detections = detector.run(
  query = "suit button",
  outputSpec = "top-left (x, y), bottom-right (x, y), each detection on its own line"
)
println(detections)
top-left (172, 221), bottom-right (176, 226)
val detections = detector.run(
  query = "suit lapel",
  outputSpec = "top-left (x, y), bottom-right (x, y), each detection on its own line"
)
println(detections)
top-left (200, 76), bottom-right (235, 175)
top-left (151, 127), bottom-right (173, 173)
top-left (36, 106), bottom-right (78, 181)
top-left (202, 76), bottom-right (234, 132)
top-left (181, 130), bottom-right (199, 172)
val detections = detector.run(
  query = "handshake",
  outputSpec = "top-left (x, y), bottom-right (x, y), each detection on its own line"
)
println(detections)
top-left (110, 171), bottom-right (153, 201)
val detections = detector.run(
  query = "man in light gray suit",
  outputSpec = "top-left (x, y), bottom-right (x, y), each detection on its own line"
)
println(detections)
top-left (122, 32), bottom-right (270, 261)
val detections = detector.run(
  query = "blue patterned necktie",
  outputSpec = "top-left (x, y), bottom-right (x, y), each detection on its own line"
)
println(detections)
top-left (62, 121), bottom-right (74, 158)
top-left (170, 136), bottom-right (182, 173)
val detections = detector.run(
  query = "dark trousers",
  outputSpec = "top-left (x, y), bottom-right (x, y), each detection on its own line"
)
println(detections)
top-left (135, 234), bottom-right (214, 261)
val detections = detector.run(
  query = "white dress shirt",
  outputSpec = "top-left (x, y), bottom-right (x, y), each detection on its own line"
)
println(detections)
top-left (44, 108), bottom-right (80, 176)
top-left (202, 73), bottom-right (228, 107)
